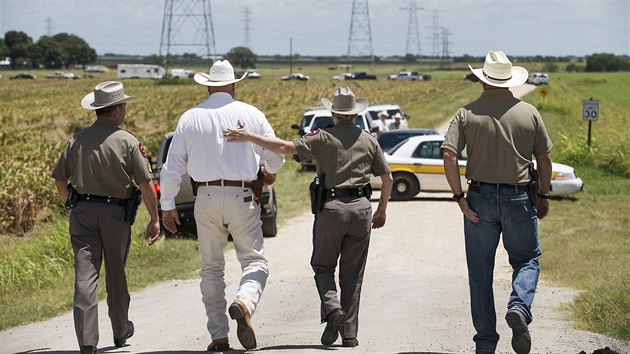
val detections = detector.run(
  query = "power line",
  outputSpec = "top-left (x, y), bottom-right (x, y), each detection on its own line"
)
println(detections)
top-left (347, 0), bottom-right (374, 67)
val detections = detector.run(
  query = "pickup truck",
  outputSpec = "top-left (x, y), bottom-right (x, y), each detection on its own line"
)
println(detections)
top-left (389, 71), bottom-right (430, 81)
top-left (348, 72), bottom-right (377, 80)
top-left (152, 132), bottom-right (278, 237)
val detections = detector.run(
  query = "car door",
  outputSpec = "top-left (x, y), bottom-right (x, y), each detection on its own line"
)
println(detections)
top-left (410, 140), bottom-right (468, 191)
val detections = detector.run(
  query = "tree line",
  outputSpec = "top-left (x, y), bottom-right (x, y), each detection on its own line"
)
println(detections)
top-left (0, 30), bottom-right (96, 69)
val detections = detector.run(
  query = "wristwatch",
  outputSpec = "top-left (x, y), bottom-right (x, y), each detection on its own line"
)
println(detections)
top-left (537, 191), bottom-right (552, 199)
top-left (452, 192), bottom-right (465, 202)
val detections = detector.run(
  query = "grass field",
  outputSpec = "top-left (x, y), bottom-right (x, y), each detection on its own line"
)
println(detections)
top-left (0, 65), bottom-right (628, 340)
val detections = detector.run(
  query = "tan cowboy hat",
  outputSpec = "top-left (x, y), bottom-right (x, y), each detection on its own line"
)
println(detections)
top-left (81, 81), bottom-right (136, 110)
top-left (321, 87), bottom-right (368, 115)
top-left (194, 60), bottom-right (247, 86)
top-left (393, 112), bottom-right (403, 119)
top-left (378, 110), bottom-right (388, 118)
top-left (469, 51), bottom-right (528, 88)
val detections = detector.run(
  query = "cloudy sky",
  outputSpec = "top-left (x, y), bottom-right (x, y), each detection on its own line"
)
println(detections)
top-left (0, 0), bottom-right (628, 57)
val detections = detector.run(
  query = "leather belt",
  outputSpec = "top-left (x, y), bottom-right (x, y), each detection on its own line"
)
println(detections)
top-left (78, 194), bottom-right (126, 206)
top-left (326, 187), bottom-right (367, 199)
top-left (470, 180), bottom-right (527, 190)
top-left (195, 180), bottom-right (254, 189)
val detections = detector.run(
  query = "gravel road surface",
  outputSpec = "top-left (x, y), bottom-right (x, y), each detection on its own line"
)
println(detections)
top-left (2, 84), bottom-right (629, 354)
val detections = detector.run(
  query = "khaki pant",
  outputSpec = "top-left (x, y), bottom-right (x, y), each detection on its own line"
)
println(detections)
top-left (70, 201), bottom-right (131, 347)
top-left (194, 185), bottom-right (268, 340)
top-left (311, 196), bottom-right (372, 339)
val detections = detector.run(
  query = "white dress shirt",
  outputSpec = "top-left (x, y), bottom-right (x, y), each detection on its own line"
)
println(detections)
top-left (160, 92), bottom-right (284, 210)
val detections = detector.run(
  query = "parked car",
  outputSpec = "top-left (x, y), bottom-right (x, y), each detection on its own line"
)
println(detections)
top-left (281, 73), bottom-right (309, 81)
top-left (528, 72), bottom-right (549, 85)
top-left (389, 71), bottom-right (429, 81)
top-left (464, 72), bottom-right (480, 82)
top-left (247, 70), bottom-right (261, 79)
top-left (10, 73), bottom-right (36, 80)
top-left (377, 128), bottom-right (439, 153)
top-left (152, 132), bottom-right (278, 237)
top-left (347, 72), bottom-right (376, 80)
top-left (291, 107), bottom-right (379, 169)
top-left (45, 71), bottom-right (80, 79)
top-left (332, 72), bottom-right (353, 81)
top-left (370, 134), bottom-right (584, 200)
top-left (170, 68), bottom-right (195, 79)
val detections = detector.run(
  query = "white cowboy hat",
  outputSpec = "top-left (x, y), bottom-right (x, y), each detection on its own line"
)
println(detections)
top-left (392, 113), bottom-right (403, 119)
top-left (321, 87), bottom-right (368, 115)
top-left (469, 51), bottom-right (528, 88)
top-left (81, 81), bottom-right (136, 110)
top-left (193, 60), bottom-right (247, 87)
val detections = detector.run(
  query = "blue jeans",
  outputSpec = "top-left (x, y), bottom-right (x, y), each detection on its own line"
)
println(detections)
top-left (464, 182), bottom-right (542, 351)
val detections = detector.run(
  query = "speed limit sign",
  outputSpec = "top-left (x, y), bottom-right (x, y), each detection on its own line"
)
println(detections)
top-left (583, 99), bottom-right (599, 121)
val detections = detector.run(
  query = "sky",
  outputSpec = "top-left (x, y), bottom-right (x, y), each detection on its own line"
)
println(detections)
top-left (0, 0), bottom-right (628, 58)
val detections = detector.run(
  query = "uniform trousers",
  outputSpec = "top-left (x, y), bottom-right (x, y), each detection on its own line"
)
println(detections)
top-left (311, 196), bottom-right (372, 339)
top-left (194, 185), bottom-right (268, 340)
top-left (70, 201), bottom-right (131, 347)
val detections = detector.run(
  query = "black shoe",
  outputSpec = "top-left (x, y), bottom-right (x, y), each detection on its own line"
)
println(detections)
top-left (79, 346), bottom-right (97, 354)
top-left (321, 308), bottom-right (347, 346)
top-left (342, 337), bottom-right (359, 347)
top-left (506, 309), bottom-right (531, 354)
top-left (114, 321), bottom-right (135, 348)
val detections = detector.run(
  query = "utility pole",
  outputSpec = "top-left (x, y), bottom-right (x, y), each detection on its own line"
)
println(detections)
top-left (243, 7), bottom-right (252, 50)
top-left (289, 37), bottom-right (293, 74)
top-left (347, 0), bottom-right (374, 70)
top-left (159, 0), bottom-right (217, 73)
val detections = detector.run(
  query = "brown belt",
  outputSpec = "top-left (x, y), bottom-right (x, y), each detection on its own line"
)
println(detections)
top-left (195, 179), bottom-right (254, 189)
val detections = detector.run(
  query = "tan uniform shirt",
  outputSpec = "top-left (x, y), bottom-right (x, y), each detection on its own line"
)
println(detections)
top-left (441, 89), bottom-right (552, 185)
top-left (293, 122), bottom-right (390, 188)
top-left (51, 120), bottom-right (153, 198)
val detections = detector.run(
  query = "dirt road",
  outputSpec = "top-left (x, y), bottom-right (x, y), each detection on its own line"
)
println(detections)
top-left (2, 84), bottom-right (629, 353)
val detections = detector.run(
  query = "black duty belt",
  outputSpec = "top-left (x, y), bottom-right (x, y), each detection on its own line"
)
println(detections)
top-left (470, 180), bottom-right (528, 190)
top-left (78, 194), bottom-right (126, 206)
top-left (326, 186), bottom-right (367, 199)
top-left (195, 180), bottom-right (254, 189)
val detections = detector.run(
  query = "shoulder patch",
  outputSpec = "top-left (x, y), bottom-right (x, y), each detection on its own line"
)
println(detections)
top-left (138, 143), bottom-right (148, 159)
top-left (305, 129), bottom-right (321, 137)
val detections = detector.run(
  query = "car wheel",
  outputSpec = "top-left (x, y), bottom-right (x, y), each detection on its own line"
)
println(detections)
top-left (390, 172), bottom-right (419, 201)
top-left (262, 193), bottom-right (277, 237)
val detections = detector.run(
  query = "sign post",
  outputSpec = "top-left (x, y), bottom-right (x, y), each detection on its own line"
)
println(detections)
top-left (582, 98), bottom-right (599, 146)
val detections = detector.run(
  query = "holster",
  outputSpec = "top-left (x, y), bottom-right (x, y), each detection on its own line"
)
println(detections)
top-left (527, 163), bottom-right (539, 206)
top-left (251, 170), bottom-right (265, 205)
top-left (64, 183), bottom-right (79, 210)
top-left (123, 186), bottom-right (142, 225)
top-left (309, 174), bottom-right (326, 214)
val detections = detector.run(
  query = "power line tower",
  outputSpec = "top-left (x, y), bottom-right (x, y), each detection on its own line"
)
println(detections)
top-left (404, 0), bottom-right (422, 58)
top-left (159, 0), bottom-right (217, 69)
top-left (441, 26), bottom-right (452, 60)
top-left (242, 7), bottom-right (252, 50)
top-left (429, 9), bottom-right (440, 59)
top-left (346, 0), bottom-right (374, 68)
top-left (45, 17), bottom-right (54, 36)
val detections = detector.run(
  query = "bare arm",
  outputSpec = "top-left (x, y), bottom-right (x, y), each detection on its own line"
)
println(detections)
top-left (224, 127), bottom-right (298, 156)
top-left (372, 172), bottom-right (392, 229)
top-left (443, 149), bottom-right (479, 223)
top-left (139, 180), bottom-right (160, 245)
top-left (55, 179), bottom-right (68, 202)
top-left (534, 152), bottom-right (552, 219)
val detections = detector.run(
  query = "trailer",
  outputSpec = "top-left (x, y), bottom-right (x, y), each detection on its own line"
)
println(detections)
top-left (117, 64), bottom-right (165, 79)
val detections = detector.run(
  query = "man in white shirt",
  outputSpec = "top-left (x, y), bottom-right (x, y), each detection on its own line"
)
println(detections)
top-left (160, 60), bottom-right (284, 352)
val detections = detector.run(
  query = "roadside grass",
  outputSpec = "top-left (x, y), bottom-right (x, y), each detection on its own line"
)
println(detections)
top-left (524, 72), bottom-right (630, 340)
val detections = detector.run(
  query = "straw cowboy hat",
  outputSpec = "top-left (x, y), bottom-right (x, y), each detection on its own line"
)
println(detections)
top-left (194, 60), bottom-right (247, 86)
top-left (469, 51), bottom-right (528, 88)
top-left (378, 110), bottom-right (388, 118)
top-left (81, 81), bottom-right (136, 110)
top-left (393, 113), bottom-right (403, 119)
top-left (321, 87), bottom-right (368, 115)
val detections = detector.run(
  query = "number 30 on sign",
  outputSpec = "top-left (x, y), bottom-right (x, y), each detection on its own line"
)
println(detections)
top-left (583, 99), bottom-right (599, 121)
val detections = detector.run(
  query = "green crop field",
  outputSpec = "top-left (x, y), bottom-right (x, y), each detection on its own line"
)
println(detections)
top-left (0, 65), bottom-right (628, 340)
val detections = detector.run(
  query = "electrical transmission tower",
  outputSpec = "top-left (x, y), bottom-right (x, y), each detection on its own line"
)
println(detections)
top-left (243, 7), bottom-right (252, 50)
top-left (45, 17), bottom-right (54, 36)
top-left (347, 0), bottom-right (374, 68)
top-left (441, 26), bottom-right (452, 59)
top-left (404, 0), bottom-right (422, 58)
top-left (428, 9), bottom-right (440, 59)
top-left (159, 0), bottom-right (217, 68)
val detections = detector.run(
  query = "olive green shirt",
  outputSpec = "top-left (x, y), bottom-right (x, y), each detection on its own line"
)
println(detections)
top-left (51, 120), bottom-right (153, 199)
top-left (293, 122), bottom-right (390, 188)
top-left (441, 89), bottom-right (553, 185)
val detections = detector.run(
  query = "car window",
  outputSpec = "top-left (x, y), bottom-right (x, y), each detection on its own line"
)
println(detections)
top-left (412, 141), bottom-right (443, 159)
top-left (302, 114), bottom-right (314, 128)
top-left (312, 116), bottom-right (334, 130)
top-left (162, 137), bottom-right (173, 163)
top-left (387, 139), bottom-right (409, 154)
top-left (354, 116), bottom-right (365, 129)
